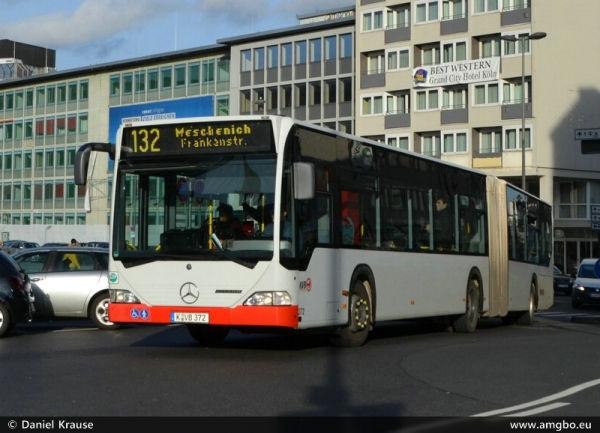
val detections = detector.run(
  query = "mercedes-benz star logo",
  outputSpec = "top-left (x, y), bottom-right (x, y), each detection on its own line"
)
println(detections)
top-left (180, 282), bottom-right (200, 304)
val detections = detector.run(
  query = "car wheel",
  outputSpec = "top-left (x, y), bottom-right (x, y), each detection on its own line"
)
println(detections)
top-left (0, 304), bottom-right (11, 337)
top-left (90, 294), bottom-right (120, 330)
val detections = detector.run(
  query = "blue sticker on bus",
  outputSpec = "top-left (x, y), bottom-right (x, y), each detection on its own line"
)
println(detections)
top-left (140, 309), bottom-right (149, 320)
top-left (130, 309), bottom-right (140, 319)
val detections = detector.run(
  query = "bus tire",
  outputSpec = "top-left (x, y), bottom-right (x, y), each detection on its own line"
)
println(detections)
top-left (90, 294), bottom-right (121, 330)
top-left (330, 280), bottom-right (370, 348)
top-left (452, 279), bottom-right (479, 333)
top-left (515, 284), bottom-right (536, 326)
top-left (187, 325), bottom-right (229, 347)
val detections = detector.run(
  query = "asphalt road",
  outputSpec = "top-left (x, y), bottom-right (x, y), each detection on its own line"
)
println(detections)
top-left (1, 295), bottom-right (599, 422)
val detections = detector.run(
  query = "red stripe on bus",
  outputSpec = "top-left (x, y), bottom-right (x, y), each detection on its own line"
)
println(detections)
top-left (109, 304), bottom-right (299, 328)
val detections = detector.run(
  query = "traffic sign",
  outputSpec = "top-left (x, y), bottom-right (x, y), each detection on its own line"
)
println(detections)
top-left (575, 128), bottom-right (600, 140)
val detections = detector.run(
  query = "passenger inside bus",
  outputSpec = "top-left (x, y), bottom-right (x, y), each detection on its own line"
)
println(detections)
top-left (207, 203), bottom-right (244, 241)
top-left (425, 196), bottom-right (454, 250)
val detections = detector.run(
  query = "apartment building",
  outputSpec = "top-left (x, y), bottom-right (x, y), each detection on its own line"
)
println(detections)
top-left (354, 0), bottom-right (600, 272)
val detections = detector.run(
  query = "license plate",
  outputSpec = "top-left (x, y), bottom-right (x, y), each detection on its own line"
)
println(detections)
top-left (171, 312), bottom-right (209, 323)
top-left (558, 284), bottom-right (567, 288)
top-left (589, 293), bottom-right (600, 298)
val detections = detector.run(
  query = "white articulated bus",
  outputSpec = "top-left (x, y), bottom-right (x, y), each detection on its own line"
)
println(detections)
top-left (74, 115), bottom-right (553, 347)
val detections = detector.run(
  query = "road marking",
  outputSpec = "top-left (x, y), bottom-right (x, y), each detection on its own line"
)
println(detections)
top-left (473, 378), bottom-right (600, 417)
top-left (505, 402), bottom-right (571, 416)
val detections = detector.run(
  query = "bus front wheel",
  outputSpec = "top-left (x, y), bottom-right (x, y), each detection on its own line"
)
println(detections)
top-left (452, 279), bottom-right (479, 333)
top-left (331, 280), bottom-right (371, 347)
top-left (187, 325), bottom-right (229, 347)
top-left (515, 285), bottom-right (536, 326)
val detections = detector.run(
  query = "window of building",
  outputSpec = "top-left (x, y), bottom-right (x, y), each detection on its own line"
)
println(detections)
top-left (324, 80), bottom-right (336, 104)
top-left (295, 41), bottom-right (307, 64)
top-left (5, 92), bottom-right (14, 110)
top-left (161, 67), bottom-right (172, 89)
top-left (442, 86), bottom-right (467, 109)
top-left (387, 4), bottom-right (410, 29)
top-left (295, 83), bottom-right (307, 107)
top-left (188, 63), bottom-right (200, 85)
top-left (386, 90), bottom-right (410, 114)
top-left (325, 36), bottom-right (336, 61)
top-left (23, 183), bottom-right (31, 200)
top-left (45, 150), bottom-right (54, 167)
top-left (24, 152), bottom-right (32, 169)
top-left (110, 75), bottom-right (120, 96)
top-left (45, 118), bottom-right (55, 136)
top-left (68, 82), bottom-right (77, 102)
top-left (135, 71), bottom-right (146, 92)
top-left (216, 96), bottom-right (229, 116)
top-left (442, 0), bottom-right (466, 20)
top-left (310, 38), bottom-right (322, 63)
top-left (340, 34), bottom-right (352, 58)
top-left (309, 82), bottom-right (321, 105)
top-left (241, 50), bottom-right (251, 72)
top-left (421, 44), bottom-right (441, 66)
top-left (148, 69), bottom-right (158, 90)
top-left (122, 73), bottom-right (133, 94)
top-left (254, 48), bottom-right (265, 70)
top-left (503, 78), bottom-right (530, 104)
top-left (14, 153), bottom-right (22, 171)
top-left (79, 113), bottom-right (88, 134)
top-left (281, 43), bottom-right (292, 67)
top-left (443, 40), bottom-right (467, 62)
top-left (474, 0), bottom-right (500, 13)
top-left (503, 0), bottom-right (528, 11)
top-left (502, 32), bottom-right (533, 56)
top-left (416, 1), bottom-right (439, 23)
top-left (387, 47), bottom-right (410, 71)
top-left (267, 45), bottom-right (278, 68)
top-left (367, 51), bottom-right (385, 75)
top-left (25, 89), bottom-right (34, 108)
top-left (202, 59), bottom-right (215, 84)
top-left (15, 91), bottom-right (23, 109)
top-left (67, 115), bottom-right (77, 134)
top-left (416, 89), bottom-right (439, 110)
top-left (340, 77), bottom-right (352, 103)
top-left (56, 149), bottom-right (65, 167)
top-left (421, 133), bottom-right (442, 156)
top-left (474, 83), bottom-right (499, 105)
top-left (503, 126), bottom-right (531, 150)
top-left (442, 130), bottom-right (468, 153)
top-left (4, 154), bottom-right (12, 170)
top-left (24, 120), bottom-right (33, 139)
top-left (0, 93), bottom-right (3, 111)
top-left (67, 148), bottom-right (76, 166)
top-left (217, 58), bottom-right (229, 83)
top-left (175, 64), bottom-right (186, 87)
top-left (387, 135), bottom-right (410, 150)
top-left (479, 36), bottom-right (501, 58)
top-left (80, 80), bottom-right (89, 100)
top-left (361, 94), bottom-right (384, 115)
top-left (558, 182), bottom-right (587, 219)
top-left (362, 9), bottom-right (384, 31)
top-left (57, 84), bottom-right (66, 103)
top-left (47, 85), bottom-right (55, 105)
top-left (14, 121), bottom-right (22, 140)
top-left (281, 85), bottom-right (292, 108)
top-left (240, 90), bottom-right (251, 113)
top-left (56, 115), bottom-right (66, 136)
top-left (44, 183), bottom-right (53, 200)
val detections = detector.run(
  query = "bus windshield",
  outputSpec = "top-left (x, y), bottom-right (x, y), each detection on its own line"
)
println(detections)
top-left (113, 153), bottom-right (278, 266)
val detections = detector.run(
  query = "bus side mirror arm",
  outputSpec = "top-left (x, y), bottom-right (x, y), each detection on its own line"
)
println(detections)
top-left (293, 162), bottom-right (315, 200)
top-left (74, 142), bottom-right (115, 185)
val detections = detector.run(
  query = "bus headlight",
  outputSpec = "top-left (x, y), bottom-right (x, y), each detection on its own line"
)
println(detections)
top-left (244, 291), bottom-right (292, 306)
top-left (110, 289), bottom-right (140, 303)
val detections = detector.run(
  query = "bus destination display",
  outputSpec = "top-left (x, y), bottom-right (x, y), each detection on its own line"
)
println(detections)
top-left (122, 120), bottom-right (274, 157)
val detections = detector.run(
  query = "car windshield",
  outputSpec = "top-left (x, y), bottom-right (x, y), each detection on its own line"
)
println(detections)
top-left (578, 264), bottom-right (599, 279)
top-left (553, 266), bottom-right (562, 275)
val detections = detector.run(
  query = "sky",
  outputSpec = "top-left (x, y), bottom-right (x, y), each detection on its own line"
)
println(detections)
top-left (1, 0), bottom-right (353, 71)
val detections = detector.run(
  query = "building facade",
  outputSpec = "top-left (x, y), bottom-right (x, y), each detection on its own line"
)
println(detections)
top-left (0, 1), bottom-right (599, 272)
top-left (354, 0), bottom-right (600, 272)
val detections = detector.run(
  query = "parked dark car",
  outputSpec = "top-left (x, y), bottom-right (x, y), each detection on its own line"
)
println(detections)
top-left (0, 250), bottom-right (34, 337)
top-left (12, 247), bottom-right (117, 329)
top-left (2, 240), bottom-right (40, 255)
top-left (86, 241), bottom-right (109, 248)
top-left (572, 258), bottom-right (600, 308)
top-left (553, 266), bottom-right (574, 295)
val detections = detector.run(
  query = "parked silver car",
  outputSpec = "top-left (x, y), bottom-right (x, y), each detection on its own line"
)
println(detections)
top-left (12, 246), bottom-right (118, 329)
top-left (3, 240), bottom-right (40, 255)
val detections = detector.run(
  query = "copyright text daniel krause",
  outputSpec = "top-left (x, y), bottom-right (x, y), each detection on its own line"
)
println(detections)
top-left (8, 420), bottom-right (94, 430)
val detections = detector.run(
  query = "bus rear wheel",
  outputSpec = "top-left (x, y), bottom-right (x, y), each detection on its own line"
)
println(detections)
top-left (187, 325), bottom-right (229, 347)
top-left (331, 280), bottom-right (371, 347)
top-left (452, 279), bottom-right (479, 333)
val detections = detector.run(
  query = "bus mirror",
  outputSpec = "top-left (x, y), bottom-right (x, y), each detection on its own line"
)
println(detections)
top-left (74, 142), bottom-right (115, 185)
top-left (293, 162), bottom-right (315, 200)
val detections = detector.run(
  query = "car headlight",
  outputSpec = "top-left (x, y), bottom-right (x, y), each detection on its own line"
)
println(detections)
top-left (573, 283), bottom-right (585, 291)
top-left (244, 291), bottom-right (292, 306)
top-left (110, 289), bottom-right (140, 303)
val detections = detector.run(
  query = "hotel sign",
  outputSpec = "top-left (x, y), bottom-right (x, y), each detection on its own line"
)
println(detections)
top-left (412, 58), bottom-right (500, 88)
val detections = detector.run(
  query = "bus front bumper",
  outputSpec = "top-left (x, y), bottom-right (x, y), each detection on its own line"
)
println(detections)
top-left (108, 303), bottom-right (299, 328)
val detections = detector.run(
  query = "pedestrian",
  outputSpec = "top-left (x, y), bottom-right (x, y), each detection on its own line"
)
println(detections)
top-left (70, 238), bottom-right (80, 247)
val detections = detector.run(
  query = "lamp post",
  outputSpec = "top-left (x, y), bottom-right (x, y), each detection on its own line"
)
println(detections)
top-left (501, 32), bottom-right (547, 191)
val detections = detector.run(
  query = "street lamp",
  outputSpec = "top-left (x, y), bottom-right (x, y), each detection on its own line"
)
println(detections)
top-left (501, 31), bottom-right (547, 191)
